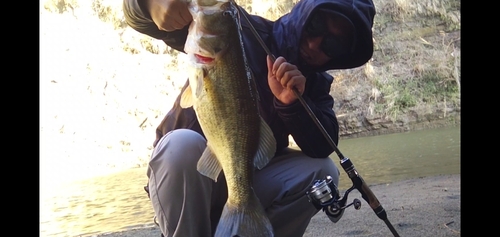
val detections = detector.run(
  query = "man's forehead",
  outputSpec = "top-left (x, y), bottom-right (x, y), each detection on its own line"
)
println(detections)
top-left (317, 9), bottom-right (352, 25)
top-left (317, 9), bottom-right (354, 36)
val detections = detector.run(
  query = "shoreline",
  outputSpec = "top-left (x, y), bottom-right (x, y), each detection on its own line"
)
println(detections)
top-left (93, 174), bottom-right (460, 237)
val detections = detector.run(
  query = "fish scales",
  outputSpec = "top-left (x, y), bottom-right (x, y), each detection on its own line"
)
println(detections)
top-left (180, 0), bottom-right (277, 236)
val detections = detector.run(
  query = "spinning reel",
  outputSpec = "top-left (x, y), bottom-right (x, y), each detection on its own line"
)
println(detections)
top-left (235, 3), bottom-right (401, 234)
top-left (306, 175), bottom-right (361, 223)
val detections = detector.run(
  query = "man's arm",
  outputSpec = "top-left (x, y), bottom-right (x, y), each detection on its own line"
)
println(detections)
top-left (266, 56), bottom-right (338, 158)
top-left (122, 0), bottom-right (190, 52)
top-left (276, 72), bottom-right (339, 158)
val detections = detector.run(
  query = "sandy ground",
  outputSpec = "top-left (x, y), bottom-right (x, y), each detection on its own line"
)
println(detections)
top-left (94, 174), bottom-right (460, 237)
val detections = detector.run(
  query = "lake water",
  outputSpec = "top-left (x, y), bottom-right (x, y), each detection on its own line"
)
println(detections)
top-left (39, 125), bottom-right (460, 237)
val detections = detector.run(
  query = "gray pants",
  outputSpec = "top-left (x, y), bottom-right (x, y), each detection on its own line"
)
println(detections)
top-left (147, 129), bottom-right (340, 237)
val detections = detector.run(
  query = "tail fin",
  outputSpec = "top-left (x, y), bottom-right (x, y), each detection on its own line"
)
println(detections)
top-left (215, 194), bottom-right (274, 237)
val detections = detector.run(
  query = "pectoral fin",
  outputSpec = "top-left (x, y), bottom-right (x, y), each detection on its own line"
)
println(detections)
top-left (180, 67), bottom-right (205, 108)
top-left (180, 85), bottom-right (194, 108)
top-left (253, 117), bottom-right (277, 170)
top-left (197, 143), bottom-right (223, 181)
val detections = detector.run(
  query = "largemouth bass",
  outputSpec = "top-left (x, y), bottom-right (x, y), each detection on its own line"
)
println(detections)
top-left (180, 0), bottom-right (276, 236)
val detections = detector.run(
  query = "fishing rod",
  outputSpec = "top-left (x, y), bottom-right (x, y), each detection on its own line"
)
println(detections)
top-left (233, 1), bottom-right (400, 236)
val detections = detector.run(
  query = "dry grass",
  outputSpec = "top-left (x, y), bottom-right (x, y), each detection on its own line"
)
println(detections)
top-left (331, 0), bottom-right (460, 120)
top-left (40, 0), bottom-right (460, 184)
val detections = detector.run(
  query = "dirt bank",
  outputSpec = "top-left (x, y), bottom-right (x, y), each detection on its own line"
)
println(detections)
top-left (93, 174), bottom-right (460, 237)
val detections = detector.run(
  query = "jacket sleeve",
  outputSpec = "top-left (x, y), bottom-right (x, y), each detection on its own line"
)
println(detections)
top-left (122, 0), bottom-right (189, 52)
top-left (123, 0), bottom-right (202, 147)
top-left (274, 72), bottom-right (339, 158)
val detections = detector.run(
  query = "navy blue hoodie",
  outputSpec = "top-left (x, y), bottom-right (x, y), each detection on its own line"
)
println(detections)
top-left (123, 0), bottom-right (376, 158)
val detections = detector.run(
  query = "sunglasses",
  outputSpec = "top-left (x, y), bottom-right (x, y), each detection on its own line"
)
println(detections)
top-left (304, 13), bottom-right (353, 58)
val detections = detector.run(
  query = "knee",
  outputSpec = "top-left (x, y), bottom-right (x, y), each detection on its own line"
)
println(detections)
top-left (151, 129), bottom-right (207, 169)
top-left (301, 157), bottom-right (340, 187)
top-left (318, 158), bottom-right (340, 185)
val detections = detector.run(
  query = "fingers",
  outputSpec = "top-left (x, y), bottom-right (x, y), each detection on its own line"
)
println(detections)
top-left (161, 7), bottom-right (193, 31)
top-left (266, 55), bottom-right (274, 77)
top-left (150, 0), bottom-right (193, 32)
top-left (267, 56), bottom-right (305, 104)
top-left (280, 71), bottom-right (302, 89)
top-left (179, 5), bottom-right (193, 23)
top-left (273, 57), bottom-right (305, 90)
top-left (160, 19), bottom-right (187, 31)
top-left (271, 56), bottom-right (286, 76)
top-left (172, 7), bottom-right (193, 30)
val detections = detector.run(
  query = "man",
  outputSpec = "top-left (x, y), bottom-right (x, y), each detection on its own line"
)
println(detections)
top-left (123, 0), bottom-right (376, 236)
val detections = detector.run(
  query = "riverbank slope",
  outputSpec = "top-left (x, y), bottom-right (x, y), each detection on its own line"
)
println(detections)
top-left (40, 0), bottom-right (460, 175)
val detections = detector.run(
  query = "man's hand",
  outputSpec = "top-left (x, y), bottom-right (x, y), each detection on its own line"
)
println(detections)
top-left (266, 55), bottom-right (306, 105)
top-left (145, 0), bottom-right (193, 32)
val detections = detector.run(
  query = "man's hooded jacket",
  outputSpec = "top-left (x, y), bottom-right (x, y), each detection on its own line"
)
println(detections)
top-left (123, 0), bottom-right (376, 158)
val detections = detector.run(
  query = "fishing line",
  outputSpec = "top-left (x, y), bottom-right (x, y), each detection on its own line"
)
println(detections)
top-left (231, 1), bottom-right (400, 236)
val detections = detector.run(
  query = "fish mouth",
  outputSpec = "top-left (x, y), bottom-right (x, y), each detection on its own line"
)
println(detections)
top-left (195, 54), bottom-right (215, 64)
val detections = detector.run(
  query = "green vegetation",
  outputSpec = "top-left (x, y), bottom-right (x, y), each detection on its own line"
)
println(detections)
top-left (40, 0), bottom-right (460, 171)
top-left (42, 0), bottom-right (460, 126)
top-left (331, 0), bottom-right (460, 120)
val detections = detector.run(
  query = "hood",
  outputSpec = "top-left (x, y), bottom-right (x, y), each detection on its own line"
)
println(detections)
top-left (272, 0), bottom-right (376, 72)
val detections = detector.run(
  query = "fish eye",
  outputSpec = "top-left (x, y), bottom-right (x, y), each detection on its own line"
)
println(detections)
top-left (222, 10), bottom-right (233, 17)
